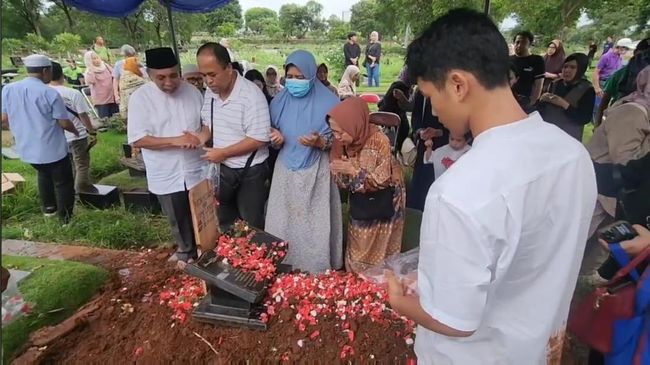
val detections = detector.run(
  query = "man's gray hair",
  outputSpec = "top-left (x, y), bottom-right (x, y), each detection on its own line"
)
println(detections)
top-left (121, 44), bottom-right (137, 57)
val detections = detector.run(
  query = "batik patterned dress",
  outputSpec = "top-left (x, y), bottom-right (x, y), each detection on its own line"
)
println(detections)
top-left (335, 130), bottom-right (406, 273)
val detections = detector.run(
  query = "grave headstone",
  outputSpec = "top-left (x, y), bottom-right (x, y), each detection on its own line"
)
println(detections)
top-left (79, 184), bottom-right (120, 209)
top-left (185, 227), bottom-right (288, 330)
top-left (122, 189), bottom-right (161, 213)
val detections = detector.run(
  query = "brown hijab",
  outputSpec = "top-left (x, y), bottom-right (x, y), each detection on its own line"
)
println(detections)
top-left (328, 97), bottom-right (378, 160)
top-left (544, 39), bottom-right (566, 74)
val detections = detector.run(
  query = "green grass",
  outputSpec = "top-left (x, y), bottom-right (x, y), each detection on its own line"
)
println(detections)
top-left (1, 255), bottom-right (108, 363)
top-left (2, 130), bottom-right (171, 249)
top-left (2, 209), bottom-right (171, 249)
top-left (98, 170), bottom-right (148, 191)
top-left (90, 130), bottom-right (128, 180)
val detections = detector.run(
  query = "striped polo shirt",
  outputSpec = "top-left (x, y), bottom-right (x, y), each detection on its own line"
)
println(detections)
top-left (201, 73), bottom-right (271, 169)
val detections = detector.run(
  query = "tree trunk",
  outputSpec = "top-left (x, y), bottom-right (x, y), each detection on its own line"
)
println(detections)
top-left (62, 5), bottom-right (75, 30)
top-left (155, 23), bottom-right (163, 46)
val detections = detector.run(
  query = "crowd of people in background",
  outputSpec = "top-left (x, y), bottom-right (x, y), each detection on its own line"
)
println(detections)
top-left (2, 10), bottom-right (650, 363)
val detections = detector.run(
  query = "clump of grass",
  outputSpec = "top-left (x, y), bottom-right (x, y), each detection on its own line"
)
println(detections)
top-left (2, 255), bottom-right (108, 363)
top-left (2, 207), bottom-right (171, 249)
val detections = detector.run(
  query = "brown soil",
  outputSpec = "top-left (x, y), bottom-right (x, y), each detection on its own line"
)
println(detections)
top-left (13, 249), bottom-right (416, 364)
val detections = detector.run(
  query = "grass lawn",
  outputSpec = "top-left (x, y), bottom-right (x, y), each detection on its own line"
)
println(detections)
top-left (2, 130), bottom-right (171, 249)
top-left (1, 255), bottom-right (109, 363)
top-left (98, 170), bottom-right (148, 191)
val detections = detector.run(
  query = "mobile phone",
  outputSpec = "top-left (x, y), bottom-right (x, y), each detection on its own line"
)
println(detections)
top-left (598, 221), bottom-right (638, 243)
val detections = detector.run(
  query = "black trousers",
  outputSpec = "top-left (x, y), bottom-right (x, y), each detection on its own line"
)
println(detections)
top-left (30, 155), bottom-right (75, 223)
top-left (219, 162), bottom-right (269, 229)
top-left (157, 189), bottom-right (197, 261)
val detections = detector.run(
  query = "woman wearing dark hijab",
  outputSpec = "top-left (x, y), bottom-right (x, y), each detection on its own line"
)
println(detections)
top-left (539, 53), bottom-right (595, 141)
top-left (244, 69), bottom-right (273, 104)
top-left (406, 90), bottom-right (450, 211)
top-left (378, 81), bottom-right (412, 152)
top-left (543, 39), bottom-right (566, 91)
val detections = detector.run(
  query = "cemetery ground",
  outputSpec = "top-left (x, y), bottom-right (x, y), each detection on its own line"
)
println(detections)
top-left (1, 40), bottom-right (596, 363)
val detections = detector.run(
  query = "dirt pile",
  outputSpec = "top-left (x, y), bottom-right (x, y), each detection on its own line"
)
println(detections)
top-left (13, 250), bottom-right (416, 364)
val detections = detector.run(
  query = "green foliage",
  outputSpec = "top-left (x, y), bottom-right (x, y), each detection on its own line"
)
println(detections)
top-left (350, 0), bottom-right (382, 39)
top-left (245, 7), bottom-right (278, 34)
top-left (23, 33), bottom-right (48, 52)
top-left (328, 22), bottom-right (352, 41)
top-left (2, 255), bottom-right (108, 363)
top-left (216, 22), bottom-right (237, 38)
top-left (2, 38), bottom-right (24, 55)
top-left (262, 21), bottom-right (284, 39)
top-left (2, 1), bottom-right (37, 39)
top-left (279, 4), bottom-right (310, 38)
top-left (51, 32), bottom-right (82, 55)
top-left (322, 47), bottom-right (345, 77)
top-left (205, 0), bottom-right (243, 30)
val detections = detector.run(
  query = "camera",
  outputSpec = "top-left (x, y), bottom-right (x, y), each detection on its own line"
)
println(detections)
top-left (598, 221), bottom-right (638, 243)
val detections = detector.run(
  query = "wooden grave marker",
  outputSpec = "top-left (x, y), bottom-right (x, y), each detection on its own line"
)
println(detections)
top-left (189, 179), bottom-right (219, 251)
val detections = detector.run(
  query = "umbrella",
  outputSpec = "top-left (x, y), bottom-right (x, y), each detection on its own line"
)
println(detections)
top-left (64, 0), bottom-right (233, 68)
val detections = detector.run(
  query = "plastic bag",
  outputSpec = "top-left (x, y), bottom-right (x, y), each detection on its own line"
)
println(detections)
top-left (359, 248), bottom-right (419, 296)
top-left (2, 272), bottom-right (32, 326)
top-left (203, 163), bottom-right (221, 200)
top-left (2, 295), bottom-right (30, 325)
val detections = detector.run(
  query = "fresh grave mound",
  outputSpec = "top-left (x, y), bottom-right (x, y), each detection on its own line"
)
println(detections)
top-left (21, 250), bottom-right (416, 363)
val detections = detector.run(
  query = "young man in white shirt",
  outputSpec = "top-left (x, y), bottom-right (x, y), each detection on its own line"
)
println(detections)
top-left (49, 61), bottom-right (98, 194)
top-left (127, 47), bottom-right (207, 263)
top-left (386, 9), bottom-right (597, 364)
top-left (192, 42), bottom-right (271, 229)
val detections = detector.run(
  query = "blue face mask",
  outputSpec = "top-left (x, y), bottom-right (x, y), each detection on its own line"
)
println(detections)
top-left (285, 79), bottom-right (312, 98)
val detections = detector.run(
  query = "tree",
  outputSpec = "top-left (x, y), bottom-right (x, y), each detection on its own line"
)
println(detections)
top-left (279, 4), bottom-right (310, 38)
top-left (8, 0), bottom-right (44, 36)
top-left (50, 0), bottom-right (75, 30)
top-left (350, 0), bottom-right (382, 38)
top-left (327, 15), bottom-right (351, 41)
top-left (142, 0), bottom-right (169, 46)
top-left (216, 22), bottom-right (237, 37)
top-left (205, 0), bottom-right (243, 31)
top-left (304, 0), bottom-right (325, 32)
top-left (121, 7), bottom-right (147, 48)
top-left (262, 22), bottom-right (283, 39)
top-left (52, 32), bottom-right (82, 56)
top-left (2, 1), bottom-right (34, 39)
top-left (245, 7), bottom-right (277, 34)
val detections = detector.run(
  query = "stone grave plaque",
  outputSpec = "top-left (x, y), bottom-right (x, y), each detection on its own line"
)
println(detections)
top-left (188, 179), bottom-right (219, 252)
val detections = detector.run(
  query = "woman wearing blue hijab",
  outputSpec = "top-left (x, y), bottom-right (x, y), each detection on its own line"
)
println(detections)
top-left (265, 50), bottom-right (343, 273)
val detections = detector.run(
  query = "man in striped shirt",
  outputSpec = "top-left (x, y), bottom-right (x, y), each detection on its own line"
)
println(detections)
top-left (193, 42), bottom-right (271, 229)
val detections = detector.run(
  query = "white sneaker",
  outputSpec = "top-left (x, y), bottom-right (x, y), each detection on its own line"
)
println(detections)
top-left (585, 271), bottom-right (609, 286)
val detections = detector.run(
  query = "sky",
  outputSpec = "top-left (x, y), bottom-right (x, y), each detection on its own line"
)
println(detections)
top-left (239, 0), bottom-right (356, 20)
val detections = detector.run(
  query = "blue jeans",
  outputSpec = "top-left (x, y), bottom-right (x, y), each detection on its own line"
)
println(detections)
top-left (366, 64), bottom-right (380, 87)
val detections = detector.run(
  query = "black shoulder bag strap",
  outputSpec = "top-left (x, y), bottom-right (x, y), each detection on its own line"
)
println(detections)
top-left (206, 98), bottom-right (214, 148)
top-left (65, 106), bottom-right (80, 119)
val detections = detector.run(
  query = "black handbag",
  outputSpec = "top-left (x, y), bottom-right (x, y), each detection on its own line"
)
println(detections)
top-left (349, 187), bottom-right (395, 221)
top-left (348, 147), bottom-right (395, 221)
